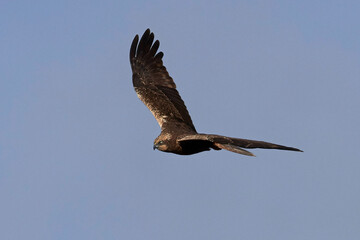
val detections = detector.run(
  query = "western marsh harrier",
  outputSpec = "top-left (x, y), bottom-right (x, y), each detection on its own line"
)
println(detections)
top-left (130, 29), bottom-right (302, 156)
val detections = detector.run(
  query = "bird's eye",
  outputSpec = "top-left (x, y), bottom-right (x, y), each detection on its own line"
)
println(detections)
top-left (158, 141), bottom-right (164, 145)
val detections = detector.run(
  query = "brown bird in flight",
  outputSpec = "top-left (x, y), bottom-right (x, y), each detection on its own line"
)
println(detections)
top-left (130, 29), bottom-right (302, 156)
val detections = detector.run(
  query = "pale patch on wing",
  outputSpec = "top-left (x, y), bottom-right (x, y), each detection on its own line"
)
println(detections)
top-left (136, 91), bottom-right (166, 128)
top-left (177, 134), bottom-right (211, 141)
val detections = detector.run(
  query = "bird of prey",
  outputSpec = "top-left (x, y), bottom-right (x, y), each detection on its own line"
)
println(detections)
top-left (130, 29), bottom-right (302, 156)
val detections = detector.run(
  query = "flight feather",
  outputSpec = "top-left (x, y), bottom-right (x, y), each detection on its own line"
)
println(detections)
top-left (130, 29), bottom-right (196, 131)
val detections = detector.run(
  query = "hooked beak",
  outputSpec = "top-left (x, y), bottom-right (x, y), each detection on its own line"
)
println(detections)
top-left (153, 143), bottom-right (158, 150)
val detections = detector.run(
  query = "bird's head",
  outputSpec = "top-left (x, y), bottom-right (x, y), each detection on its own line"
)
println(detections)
top-left (153, 140), bottom-right (169, 151)
top-left (153, 133), bottom-right (172, 152)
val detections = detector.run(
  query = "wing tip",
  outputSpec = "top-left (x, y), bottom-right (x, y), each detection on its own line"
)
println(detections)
top-left (131, 29), bottom-right (160, 61)
top-left (155, 51), bottom-right (164, 60)
top-left (282, 146), bottom-right (303, 152)
top-left (130, 34), bottom-right (139, 61)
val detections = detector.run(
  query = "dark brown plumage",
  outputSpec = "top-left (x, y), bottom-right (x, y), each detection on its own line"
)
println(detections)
top-left (130, 29), bottom-right (302, 156)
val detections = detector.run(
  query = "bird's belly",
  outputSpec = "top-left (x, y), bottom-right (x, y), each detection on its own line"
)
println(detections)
top-left (177, 140), bottom-right (213, 155)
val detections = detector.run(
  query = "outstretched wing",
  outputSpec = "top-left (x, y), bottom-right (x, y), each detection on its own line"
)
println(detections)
top-left (130, 29), bottom-right (196, 131)
top-left (178, 134), bottom-right (302, 156)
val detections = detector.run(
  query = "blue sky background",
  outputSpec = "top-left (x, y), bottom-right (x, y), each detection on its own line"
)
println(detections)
top-left (1, 0), bottom-right (360, 239)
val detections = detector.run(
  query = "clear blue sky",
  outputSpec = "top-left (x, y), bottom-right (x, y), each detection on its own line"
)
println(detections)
top-left (1, 1), bottom-right (359, 239)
